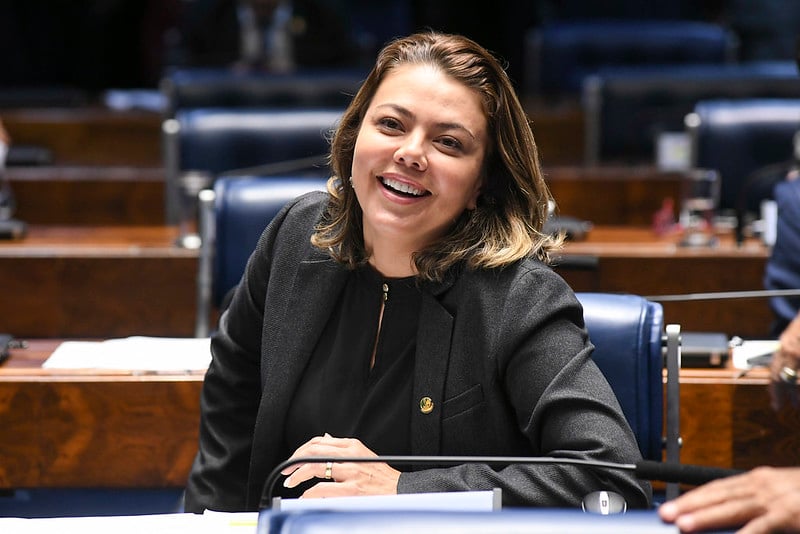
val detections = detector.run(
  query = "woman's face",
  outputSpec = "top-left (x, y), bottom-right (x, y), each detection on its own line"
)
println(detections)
top-left (351, 63), bottom-right (488, 255)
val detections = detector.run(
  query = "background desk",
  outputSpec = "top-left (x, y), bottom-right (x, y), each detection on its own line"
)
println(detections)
top-left (0, 224), bottom-right (771, 339)
top-left (0, 226), bottom-right (198, 338)
top-left (1, 341), bottom-right (798, 491)
top-left (0, 340), bottom-right (202, 488)
top-left (558, 227), bottom-right (773, 339)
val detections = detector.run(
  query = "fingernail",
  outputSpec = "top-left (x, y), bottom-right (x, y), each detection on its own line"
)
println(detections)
top-left (283, 477), bottom-right (293, 488)
top-left (324, 432), bottom-right (332, 438)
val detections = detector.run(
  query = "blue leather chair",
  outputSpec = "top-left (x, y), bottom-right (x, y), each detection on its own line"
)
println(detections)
top-left (686, 98), bottom-right (800, 214)
top-left (195, 175), bottom-right (329, 336)
top-left (524, 20), bottom-right (737, 97)
top-left (162, 107), bottom-right (342, 224)
top-left (575, 292), bottom-right (668, 464)
top-left (161, 68), bottom-right (364, 117)
top-left (583, 61), bottom-right (800, 164)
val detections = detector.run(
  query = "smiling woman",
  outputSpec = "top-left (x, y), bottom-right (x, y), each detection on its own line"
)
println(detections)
top-left (184, 31), bottom-right (652, 514)
top-left (348, 63), bottom-right (487, 277)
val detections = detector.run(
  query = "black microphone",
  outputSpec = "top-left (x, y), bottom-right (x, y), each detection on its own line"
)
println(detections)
top-left (260, 455), bottom-right (745, 507)
top-left (634, 459), bottom-right (743, 485)
top-left (644, 288), bottom-right (800, 302)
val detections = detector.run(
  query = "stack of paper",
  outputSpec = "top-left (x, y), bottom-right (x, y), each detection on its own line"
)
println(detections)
top-left (42, 336), bottom-right (212, 372)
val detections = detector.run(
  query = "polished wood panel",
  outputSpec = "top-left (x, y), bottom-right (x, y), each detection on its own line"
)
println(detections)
top-left (557, 227), bottom-right (773, 338)
top-left (525, 98), bottom-right (585, 166)
top-left (0, 224), bottom-right (771, 338)
top-left (8, 166), bottom-right (165, 225)
top-left (0, 341), bottom-right (202, 488)
top-left (1, 342), bottom-right (796, 489)
top-left (7, 164), bottom-right (683, 227)
top-left (2, 108), bottom-right (162, 167)
top-left (0, 226), bottom-right (197, 338)
top-left (679, 368), bottom-right (800, 470)
top-left (545, 166), bottom-right (685, 226)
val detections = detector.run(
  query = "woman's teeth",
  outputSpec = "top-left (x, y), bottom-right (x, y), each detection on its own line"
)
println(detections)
top-left (380, 176), bottom-right (426, 197)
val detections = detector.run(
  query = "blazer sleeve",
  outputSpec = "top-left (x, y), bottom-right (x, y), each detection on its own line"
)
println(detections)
top-left (184, 193), bottom-right (314, 513)
top-left (397, 264), bottom-right (652, 509)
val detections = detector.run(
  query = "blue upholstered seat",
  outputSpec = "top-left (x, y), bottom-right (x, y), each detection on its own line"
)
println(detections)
top-left (583, 61), bottom-right (800, 164)
top-left (524, 20), bottom-right (736, 97)
top-left (575, 292), bottom-right (665, 463)
top-left (195, 175), bottom-right (329, 336)
top-left (161, 68), bottom-right (364, 117)
top-left (162, 107), bottom-right (342, 224)
top-left (686, 98), bottom-right (800, 213)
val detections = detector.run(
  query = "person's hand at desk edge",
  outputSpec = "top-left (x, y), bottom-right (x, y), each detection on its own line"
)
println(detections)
top-left (659, 313), bottom-right (800, 533)
top-left (658, 466), bottom-right (800, 533)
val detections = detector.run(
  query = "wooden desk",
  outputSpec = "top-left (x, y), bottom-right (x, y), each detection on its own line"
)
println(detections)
top-left (545, 166), bottom-right (685, 226)
top-left (678, 366), bottom-right (800, 470)
top-left (0, 224), bottom-right (771, 338)
top-left (557, 227), bottom-right (773, 338)
top-left (1, 342), bottom-right (797, 489)
top-left (8, 166), bottom-right (165, 226)
top-left (0, 226), bottom-right (198, 338)
top-left (6, 164), bottom-right (681, 227)
top-left (2, 108), bottom-right (162, 167)
top-left (0, 340), bottom-right (203, 488)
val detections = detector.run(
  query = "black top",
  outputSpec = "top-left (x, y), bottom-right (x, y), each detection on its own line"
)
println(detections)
top-left (280, 265), bottom-right (421, 495)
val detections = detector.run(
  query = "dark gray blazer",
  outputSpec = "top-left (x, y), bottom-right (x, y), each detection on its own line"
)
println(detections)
top-left (184, 192), bottom-right (651, 513)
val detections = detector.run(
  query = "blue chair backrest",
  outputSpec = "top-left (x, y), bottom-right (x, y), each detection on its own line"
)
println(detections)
top-left (212, 175), bottom-right (329, 307)
top-left (525, 20), bottom-right (736, 96)
top-left (576, 292), bottom-right (664, 461)
top-left (584, 61), bottom-right (800, 164)
top-left (162, 68), bottom-right (363, 116)
top-left (176, 108), bottom-right (343, 177)
top-left (689, 98), bottom-right (800, 213)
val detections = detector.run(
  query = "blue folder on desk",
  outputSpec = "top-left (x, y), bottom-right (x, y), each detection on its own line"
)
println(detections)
top-left (258, 509), bottom-right (681, 534)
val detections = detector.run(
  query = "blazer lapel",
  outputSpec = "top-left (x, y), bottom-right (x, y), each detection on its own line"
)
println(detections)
top-left (410, 291), bottom-right (454, 456)
top-left (264, 255), bottom-right (348, 394)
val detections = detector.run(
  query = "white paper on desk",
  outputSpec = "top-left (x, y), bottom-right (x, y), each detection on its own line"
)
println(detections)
top-left (273, 489), bottom-right (501, 512)
top-left (731, 340), bottom-right (780, 369)
top-left (0, 512), bottom-right (256, 534)
top-left (42, 336), bottom-right (211, 372)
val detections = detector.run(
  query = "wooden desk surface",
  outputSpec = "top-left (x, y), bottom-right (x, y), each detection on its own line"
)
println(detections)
top-left (0, 224), bottom-right (773, 338)
top-left (0, 224), bottom-right (196, 257)
top-left (2, 340), bottom-right (799, 489)
top-left (557, 227), bottom-right (773, 338)
top-left (0, 225), bottom-right (198, 338)
top-left (0, 340), bottom-right (203, 488)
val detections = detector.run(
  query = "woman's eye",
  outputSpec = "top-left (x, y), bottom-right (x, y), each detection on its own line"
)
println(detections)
top-left (378, 117), bottom-right (402, 131)
top-left (438, 136), bottom-right (462, 151)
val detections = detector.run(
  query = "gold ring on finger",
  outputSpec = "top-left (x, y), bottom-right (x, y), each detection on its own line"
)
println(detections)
top-left (779, 366), bottom-right (797, 384)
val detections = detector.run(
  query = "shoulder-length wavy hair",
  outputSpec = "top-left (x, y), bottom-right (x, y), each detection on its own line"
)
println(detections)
top-left (312, 31), bottom-right (562, 281)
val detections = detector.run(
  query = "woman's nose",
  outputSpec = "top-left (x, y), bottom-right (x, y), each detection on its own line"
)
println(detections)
top-left (394, 135), bottom-right (427, 170)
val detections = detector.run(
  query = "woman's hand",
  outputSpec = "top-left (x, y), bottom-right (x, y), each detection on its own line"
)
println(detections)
top-left (769, 314), bottom-right (800, 410)
top-left (658, 466), bottom-right (800, 533)
top-left (280, 433), bottom-right (401, 498)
